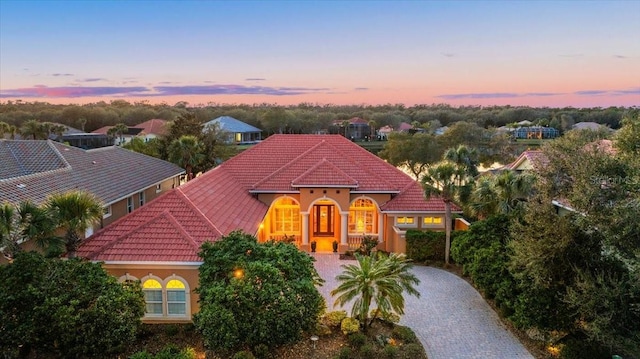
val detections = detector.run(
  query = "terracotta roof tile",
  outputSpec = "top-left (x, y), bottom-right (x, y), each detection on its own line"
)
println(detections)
top-left (77, 190), bottom-right (221, 261)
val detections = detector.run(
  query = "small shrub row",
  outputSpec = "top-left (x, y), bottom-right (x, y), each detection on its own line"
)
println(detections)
top-left (130, 344), bottom-right (196, 359)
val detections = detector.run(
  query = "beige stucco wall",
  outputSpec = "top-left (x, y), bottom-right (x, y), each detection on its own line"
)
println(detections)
top-left (104, 264), bottom-right (200, 323)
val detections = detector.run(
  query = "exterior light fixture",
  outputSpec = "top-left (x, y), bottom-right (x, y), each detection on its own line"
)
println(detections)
top-left (310, 335), bottom-right (319, 349)
top-left (233, 269), bottom-right (244, 279)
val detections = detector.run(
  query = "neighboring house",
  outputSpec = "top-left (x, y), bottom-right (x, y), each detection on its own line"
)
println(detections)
top-left (202, 116), bottom-right (262, 144)
top-left (434, 126), bottom-right (449, 136)
top-left (513, 126), bottom-right (559, 139)
top-left (572, 122), bottom-right (613, 132)
top-left (135, 119), bottom-right (168, 141)
top-left (0, 139), bottom-right (184, 245)
top-left (398, 122), bottom-right (414, 132)
top-left (92, 125), bottom-right (143, 145)
top-left (76, 134), bottom-right (462, 322)
top-left (330, 117), bottom-right (372, 140)
top-left (503, 150), bottom-right (547, 171)
top-left (377, 125), bottom-right (393, 140)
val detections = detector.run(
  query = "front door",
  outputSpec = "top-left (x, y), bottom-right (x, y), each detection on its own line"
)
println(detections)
top-left (313, 204), bottom-right (334, 236)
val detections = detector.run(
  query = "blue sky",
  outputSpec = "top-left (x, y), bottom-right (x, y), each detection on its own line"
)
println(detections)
top-left (1, 0), bottom-right (638, 107)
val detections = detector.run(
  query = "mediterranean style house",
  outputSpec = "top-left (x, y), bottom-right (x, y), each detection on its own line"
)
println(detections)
top-left (76, 134), bottom-right (460, 322)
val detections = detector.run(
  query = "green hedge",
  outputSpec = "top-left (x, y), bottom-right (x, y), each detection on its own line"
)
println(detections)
top-left (406, 230), bottom-right (460, 263)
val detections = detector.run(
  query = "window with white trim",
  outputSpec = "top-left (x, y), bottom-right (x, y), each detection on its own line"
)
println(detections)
top-left (349, 198), bottom-right (377, 234)
top-left (140, 276), bottom-right (190, 319)
top-left (127, 197), bottom-right (134, 213)
top-left (395, 216), bottom-right (417, 228)
top-left (423, 216), bottom-right (443, 226)
top-left (139, 191), bottom-right (145, 207)
top-left (271, 197), bottom-right (300, 234)
top-left (142, 279), bottom-right (164, 315)
top-left (156, 184), bottom-right (162, 193)
top-left (103, 205), bottom-right (112, 219)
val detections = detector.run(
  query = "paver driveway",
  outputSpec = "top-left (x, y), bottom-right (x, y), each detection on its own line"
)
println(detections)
top-left (312, 253), bottom-right (533, 359)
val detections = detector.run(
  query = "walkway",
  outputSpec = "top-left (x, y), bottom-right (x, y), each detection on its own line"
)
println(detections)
top-left (312, 253), bottom-right (533, 359)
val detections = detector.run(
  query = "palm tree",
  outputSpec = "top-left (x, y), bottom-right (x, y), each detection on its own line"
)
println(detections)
top-left (46, 191), bottom-right (103, 258)
top-left (422, 145), bottom-right (478, 265)
top-left (20, 120), bottom-right (47, 140)
top-left (470, 171), bottom-right (535, 218)
top-left (0, 201), bottom-right (57, 261)
top-left (0, 121), bottom-right (10, 138)
top-left (107, 123), bottom-right (129, 145)
top-left (168, 135), bottom-right (204, 181)
top-left (368, 119), bottom-right (377, 139)
top-left (331, 253), bottom-right (420, 331)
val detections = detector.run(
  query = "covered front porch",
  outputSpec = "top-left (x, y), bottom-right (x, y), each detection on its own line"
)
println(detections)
top-left (257, 196), bottom-right (383, 253)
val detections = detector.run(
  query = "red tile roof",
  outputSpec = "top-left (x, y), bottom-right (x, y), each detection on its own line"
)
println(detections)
top-left (134, 119), bottom-right (167, 136)
top-left (77, 190), bottom-right (222, 262)
top-left (79, 135), bottom-right (454, 262)
top-left (505, 150), bottom-right (547, 170)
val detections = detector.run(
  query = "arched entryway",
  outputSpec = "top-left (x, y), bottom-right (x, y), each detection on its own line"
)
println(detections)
top-left (308, 198), bottom-right (342, 252)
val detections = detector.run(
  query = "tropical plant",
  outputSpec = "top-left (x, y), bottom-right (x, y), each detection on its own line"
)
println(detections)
top-left (0, 201), bottom-right (57, 261)
top-left (20, 119), bottom-right (47, 139)
top-left (168, 135), bottom-right (204, 181)
top-left (331, 253), bottom-right (420, 332)
top-left (108, 122), bottom-right (129, 145)
top-left (45, 191), bottom-right (103, 258)
top-left (469, 171), bottom-right (535, 218)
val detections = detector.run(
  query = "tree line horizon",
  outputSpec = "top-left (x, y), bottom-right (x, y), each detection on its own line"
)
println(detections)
top-left (0, 100), bottom-right (634, 135)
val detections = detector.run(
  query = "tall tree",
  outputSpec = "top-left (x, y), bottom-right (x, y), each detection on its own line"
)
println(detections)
top-left (46, 191), bottom-right (103, 258)
top-left (422, 146), bottom-right (477, 264)
top-left (379, 132), bottom-right (443, 180)
top-left (168, 135), bottom-right (204, 181)
top-left (331, 253), bottom-right (420, 332)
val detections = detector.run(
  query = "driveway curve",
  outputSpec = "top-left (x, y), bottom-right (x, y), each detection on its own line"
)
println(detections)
top-left (313, 254), bottom-right (533, 359)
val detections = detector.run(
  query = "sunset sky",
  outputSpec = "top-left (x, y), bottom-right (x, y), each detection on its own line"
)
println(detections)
top-left (1, 1), bottom-right (638, 108)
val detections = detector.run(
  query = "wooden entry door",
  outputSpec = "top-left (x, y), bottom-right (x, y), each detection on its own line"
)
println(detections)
top-left (313, 204), bottom-right (334, 236)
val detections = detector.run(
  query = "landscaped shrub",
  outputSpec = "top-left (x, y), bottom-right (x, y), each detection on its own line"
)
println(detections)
top-left (391, 325), bottom-right (418, 344)
top-left (232, 350), bottom-right (256, 359)
top-left (406, 229), bottom-right (460, 262)
top-left (337, 347), bottom-right (353, 359)
top-left (382, 344), bottom-right (399, 358)
top-left (348, 332), bottom-right (367, 349)
top-left (356, 235), bottom-right (379, 256)
top-left (324, 310), bottom-right (348, 327)
top-left (195, 231), bottom-right (324, 353)
top-left (341, 317), bottom-right (361, 335)
top-left (129, 351), bottom-right (153, 359)
top-left (0, 252), bottom-right (145, 358)
top-left (359, 343), bottom-right (375, 358)
top-left (401, 343), bottom-right (424, 358)
top-left (253, 343), bottom-right (270, 359)
top-left (559, 338), bottom-right (612, 359)
top-left (370, 309), bottom-right (400, 324)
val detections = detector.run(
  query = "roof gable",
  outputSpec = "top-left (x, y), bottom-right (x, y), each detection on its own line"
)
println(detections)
top-left (291, 159), bottom-right (359, 188)
top-left (77, 190), bottom-right (221, 261)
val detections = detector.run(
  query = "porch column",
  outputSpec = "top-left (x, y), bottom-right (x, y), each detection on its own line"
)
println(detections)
top-left (377, 213), bottom-right (384, 242)
top-left (340, 212), bottom-right (349, 245)
top-left (301, 212), bottom-right (309, 245)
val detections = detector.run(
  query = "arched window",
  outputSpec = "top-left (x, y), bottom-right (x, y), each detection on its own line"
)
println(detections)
top-left (140, 276), bottom-right (190, 319)
top-left (271, 197), bottom-right (300, 234)
top-left (166, 279), bottom-right (187, 316)
top-left (349, 198), bottom-right (377, 234)
top-left (142, 279), bottom-right (163, 315)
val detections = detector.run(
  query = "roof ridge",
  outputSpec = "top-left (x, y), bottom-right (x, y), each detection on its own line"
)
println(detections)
top-left (251, 139), bottom-right (327, 189)
top-left (176, 187), bottom-right (224, 237)
top-left (0, 141), bottom-right (72, 183)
